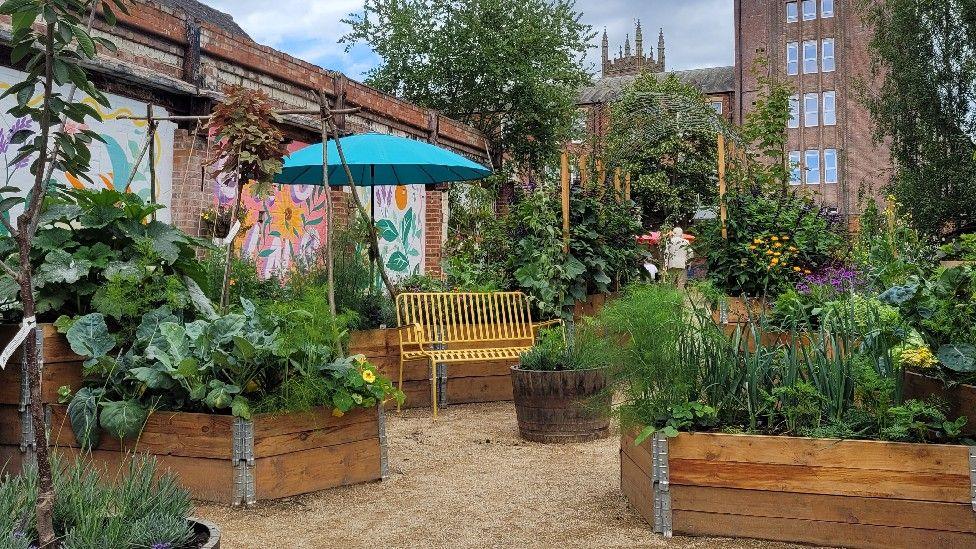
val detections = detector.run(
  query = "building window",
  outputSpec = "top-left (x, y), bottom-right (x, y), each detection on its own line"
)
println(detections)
top-left (822, 91), bottom-right (836, 125)
top-left (788, 95), bottom-right (800, 128)
top-left (821, 0), bottom-right (834, 18)
top-left (787, 42), bottom-right (799, 75)
top-left (822, 38), bottom-right (835, 72)
top-left (803, 40), bottom-right (818, 74)
top-left (786, 1), bottom-right (798, 22)
top-left (803, 93), bottom-right (819, 127)
top-left (824, 148), bottom-right (838, 183)
top-left (805, 149), bottom-right (820, 184)
top-left (789, 151), bottom-right (802, 185)
top-left (802, 0), bottom-right (816, 20)
top-left (710, 100), bottom-right (724, 115)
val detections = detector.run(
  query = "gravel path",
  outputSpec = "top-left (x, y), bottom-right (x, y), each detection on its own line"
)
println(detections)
top-left (197, 402), bottom-right (807, 549)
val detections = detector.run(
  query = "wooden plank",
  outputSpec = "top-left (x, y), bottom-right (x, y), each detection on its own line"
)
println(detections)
top-left (674, 509), bottom-right (976, 549)
top-left (0, 444), bottom-right (24, 475)
top-left (904, 372), bottom-right (976, 436)
top-left (672, 485), bottom-right (976, 533)
top-left (620, 447), bottom-right (654, 525)
top-left (669, 458), bottom-right (970, 503)
top-left (670, 432), bottom-right (969, 476)
top-left (54, 446), bottom-right (237, 504)
top-left (446, 375), bottom-right (512, 404)
top-left (0, 361), bottom-right (84, 405)
top-left (620, 433), bottom-right (653, 479)
top-left (49, 406), bottom-right (234, 460)
top-left (254, 437), bottom-right (381, 500)
top-left (0, 405), bottom-right (20, 445)
top-left (252, 406), bottom-right (378, 458)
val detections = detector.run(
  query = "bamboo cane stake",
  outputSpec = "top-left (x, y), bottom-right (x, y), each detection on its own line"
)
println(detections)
top-left (613, 167), bottom-right (622, 202)
top-left (317, 91), bottom-right (337, 317)
top-left (561, 150), bottom-right (571, 254)
top-left (718, 132), bottom-right (728, 240)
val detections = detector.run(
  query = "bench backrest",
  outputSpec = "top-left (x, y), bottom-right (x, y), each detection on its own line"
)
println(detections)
top-left (396, 292), bottom-right (535, 346)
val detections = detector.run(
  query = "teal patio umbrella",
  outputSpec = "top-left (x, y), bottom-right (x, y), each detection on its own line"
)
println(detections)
top-left (275, 132), bottom-right (492, 186)
top-left (273, 131), bottom-right (492, 302)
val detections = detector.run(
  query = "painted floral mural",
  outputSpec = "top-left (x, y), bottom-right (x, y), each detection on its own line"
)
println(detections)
top-left (0, 66), bottom-right (175, 235)
top-left (363, 184), bottom-right (426, 281)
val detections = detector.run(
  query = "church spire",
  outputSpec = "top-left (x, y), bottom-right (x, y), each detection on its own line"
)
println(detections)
top-left (601, 28), bottom-right (609, 75)
top-left (657, 28), bottom-right (666, 71)
top-left (624, 33), bottom-right (631, 57)
top-left (635, 20), bottom-right (644, 59)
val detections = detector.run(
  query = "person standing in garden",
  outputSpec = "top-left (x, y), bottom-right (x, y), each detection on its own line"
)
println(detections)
top-left (665, 227), bottom-right (692, 289)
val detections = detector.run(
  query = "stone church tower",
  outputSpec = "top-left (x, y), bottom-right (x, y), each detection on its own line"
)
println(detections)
top-left (601, 21), bottom-right (666, 77)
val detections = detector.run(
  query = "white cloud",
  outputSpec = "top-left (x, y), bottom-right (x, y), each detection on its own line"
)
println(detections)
top-left (201, 0), bottom-right (734, 80)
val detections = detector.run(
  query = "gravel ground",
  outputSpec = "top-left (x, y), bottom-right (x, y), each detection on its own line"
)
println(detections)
top-left (197, 402), bottom-right (808, 549)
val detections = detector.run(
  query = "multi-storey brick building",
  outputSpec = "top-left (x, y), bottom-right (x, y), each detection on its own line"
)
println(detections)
top-left (734, 0), bottom-right (892, 217)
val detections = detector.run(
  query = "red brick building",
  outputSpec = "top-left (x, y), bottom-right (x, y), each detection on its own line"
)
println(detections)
top-left (0, 0), bottom-right (489, 277)
top-left (734, 0), bottom-right (892, 217)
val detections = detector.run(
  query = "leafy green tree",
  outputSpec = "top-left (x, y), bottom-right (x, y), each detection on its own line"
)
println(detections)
top-left (342, 0), bottom-right (594, 171)
top-left (605, 73), bottom-right (720, 228)
top-left (864, 0), bottom-right (976, 236)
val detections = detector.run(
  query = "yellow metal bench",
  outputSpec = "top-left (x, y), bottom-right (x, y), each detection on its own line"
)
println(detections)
top-left (395, 291), bottom-right (562, 417)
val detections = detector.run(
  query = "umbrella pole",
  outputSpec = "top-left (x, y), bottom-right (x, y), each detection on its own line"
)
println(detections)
top-left (317, 91), bottom-right (337, 317)
top-left (370, 186), bottom-right (376, 292)
top-left (320, 97), bottom-right (397, 297)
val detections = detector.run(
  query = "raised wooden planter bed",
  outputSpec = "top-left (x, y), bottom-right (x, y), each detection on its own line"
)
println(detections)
top-left (903, 371), bottom-right (976, 437)
top-left (573, 292), bottom-right (618, 321)
top-left (349, 327), bottom-right (518, 409)
top-left (621, 432), bottom-right (976, 548)
top-left (48, 404), bottom-right (386, 505)
top-left (1, 325), bottom-right (387, 505)
top-left (712, 297), bottom-right (769, 325)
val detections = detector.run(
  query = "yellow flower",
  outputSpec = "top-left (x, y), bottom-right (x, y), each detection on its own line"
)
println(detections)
top-left (899, 346), bottom-right (937, 370)
top-left (770, 236), bottom-right (779, 242)
top-left (804, 269), bottom-right (812, 274)
top-left (773, 251), bottom-right (782, 257)
top-left (774, 242), bottom-right (782, 248)
top-left (362, 369), bottom-right (376, 383)
top-left (781, 235), bottom-right (789, 241)
top-left (793, 266), bottom-right (801, 272)
top-left (353, 354), bottom-right (367, 364)
top-left (765, 250), bottom-right (774, 256)
top-left (753, 238), bottom-right (762, 244)
top-left (770, 257), bottom-right (780, 265)
top-left (789, 246), bottom-right (798, 251)
top-left (748, 245), bottom-right (757, 250)
top-left (332, 408), bottom-right (344, 418)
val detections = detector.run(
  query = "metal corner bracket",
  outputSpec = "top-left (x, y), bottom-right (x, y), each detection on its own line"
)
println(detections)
top-left (651, 433), bottom-right (673, 538)
top-left (232, 416), bottom-right (255, 506)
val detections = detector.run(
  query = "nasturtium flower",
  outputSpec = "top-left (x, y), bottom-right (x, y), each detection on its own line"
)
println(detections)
top-left (362, 369), bottom-right (376, 383)
top-left (771, 236), bottom-right (779, 241)
top-left (770, 257), bottom-right (780, 265)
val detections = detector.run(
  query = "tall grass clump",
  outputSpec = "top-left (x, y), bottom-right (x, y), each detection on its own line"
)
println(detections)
top-left (1, 456), bottom-right (194, 549)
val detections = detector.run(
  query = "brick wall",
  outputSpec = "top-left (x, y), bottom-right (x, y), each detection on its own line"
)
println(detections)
top-left (424, 190), bottom-right (445, 277)
top-left (1, 0), bottom-right (489, 280)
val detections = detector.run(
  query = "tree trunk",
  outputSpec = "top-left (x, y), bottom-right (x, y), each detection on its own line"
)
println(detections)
top-left (16, 24), bottom-right (57, 549)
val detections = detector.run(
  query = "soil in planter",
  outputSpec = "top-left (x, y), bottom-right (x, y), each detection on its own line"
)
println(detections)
top-left (511, 367), bottom-right (610, 443)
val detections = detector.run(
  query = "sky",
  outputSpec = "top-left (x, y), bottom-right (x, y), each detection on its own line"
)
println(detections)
top-left (204, 0), bottom-right (734, 82)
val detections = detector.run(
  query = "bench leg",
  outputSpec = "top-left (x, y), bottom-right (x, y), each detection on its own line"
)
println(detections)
top-left (430, 358), bottom-right (438, 419)
top-left (397, 354), bottom-right (405, 413)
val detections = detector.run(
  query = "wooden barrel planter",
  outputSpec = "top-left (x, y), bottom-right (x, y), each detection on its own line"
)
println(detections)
top-left (903, 371), bottom-right (976, 437)
top-left (189, 517), bottom-right (221, 549)
top-left (349, 327), bottom-right (518, 409)
top-left (621, 432), bottom-right (976, 548)
top-left (510, 366), bottom-right (610, 443)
